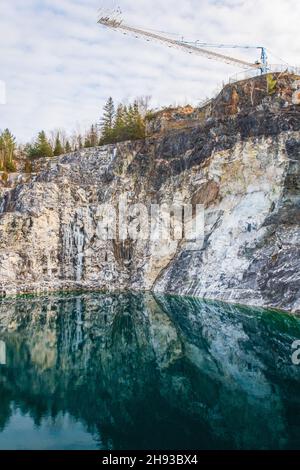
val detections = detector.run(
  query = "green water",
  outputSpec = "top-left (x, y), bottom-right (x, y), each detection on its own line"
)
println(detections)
top-left (0, 291), bottom-right (300, 450)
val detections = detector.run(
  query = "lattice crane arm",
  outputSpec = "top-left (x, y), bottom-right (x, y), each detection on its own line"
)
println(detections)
top-left (97, 15), bottom-right (263, 71)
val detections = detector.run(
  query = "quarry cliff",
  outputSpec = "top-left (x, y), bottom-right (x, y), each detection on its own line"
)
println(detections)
top-left (0, 73), bottom-right (299, 312)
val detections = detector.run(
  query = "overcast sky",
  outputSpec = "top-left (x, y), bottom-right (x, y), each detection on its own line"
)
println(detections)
top-left (0, 0), bottom-right (299, 142)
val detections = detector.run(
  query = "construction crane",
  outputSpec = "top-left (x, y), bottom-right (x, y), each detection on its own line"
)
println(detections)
top-left (97, 10), bottom-right (269, 74)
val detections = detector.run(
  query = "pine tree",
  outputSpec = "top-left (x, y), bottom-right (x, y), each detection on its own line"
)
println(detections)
top-left (99, 99), bottom-right (146, 144)
top-left (100, 97), bottom-right (115, 144)
top-left (24, 142), bottom-right (38, 160)
top-left (0, 129), bottom-right (16, 172)
top-left (0, 133), bottom-right (4, 170)
top-left (84, 135), bottom-right (92, 148)
top-left (126, 101), bottom-right (145, 141)
top-left (33, 131), bottom-right (53, 158)
top-left (124, 104), bottom-right (137, 140)
top-left (113, 104), bottom-right (126, 142)
top-left (133, 100), bottom-right (145, 140)
top-left (65, 140), bottom-right (72, 153)
top-left (53, 133), bottom-right (64, 156)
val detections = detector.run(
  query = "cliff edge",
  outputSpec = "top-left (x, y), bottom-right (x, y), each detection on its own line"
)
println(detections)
top-left (0, 73), bottom-right (299, 312)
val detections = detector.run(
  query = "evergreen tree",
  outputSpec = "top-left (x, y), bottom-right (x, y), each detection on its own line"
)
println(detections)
top-left (83, 128), bottom-right (95, 148)
top-left (65, 140), bottom-right (72, 153)
top-left (98, 98), bottom-right (145, 145)
top-left (30, 131), bottom-right (53, 159)
top-left (132, 100), bottom-right (145, 140)
top-left (125, 104), bottom-right (135, 140)
top-left (100, 97), bottom-right (115, 144)
top-left (84, 135), bottom-right (92, 148)
top-left (38, 131), bottom-right (53, 158)
top-left (0, 129), bottom-right (16, 172)
top-left (112, 104), bottom-right (126, 142)
top-left (124, 101), bottom-right (145, 140)
top-left (24, 142), bottom-right (38, 160)
top-left (0, 133), bottom-right (4, 170)
top-left (53, 133), bottom-right (64, 156)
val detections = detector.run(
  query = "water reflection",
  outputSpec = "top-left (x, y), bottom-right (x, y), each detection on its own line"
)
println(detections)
top-left (0, 292), bottom-right (300, 450)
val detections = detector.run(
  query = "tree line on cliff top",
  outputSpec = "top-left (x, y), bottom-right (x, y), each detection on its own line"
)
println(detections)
top-left (0, 96), bottom-right (150, 174)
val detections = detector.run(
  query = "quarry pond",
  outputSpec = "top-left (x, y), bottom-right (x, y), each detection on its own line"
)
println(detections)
top-left (0, 291), bottom-right (300, 450)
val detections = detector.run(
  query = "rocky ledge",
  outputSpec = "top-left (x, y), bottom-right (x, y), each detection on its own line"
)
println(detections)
top-left (0, 73), bottom-right (299, 312)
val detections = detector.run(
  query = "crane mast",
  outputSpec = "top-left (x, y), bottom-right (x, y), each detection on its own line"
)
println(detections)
top-left (97, 14), bottom-right (264, 72)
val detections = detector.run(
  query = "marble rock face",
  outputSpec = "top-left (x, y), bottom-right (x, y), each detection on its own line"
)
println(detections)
top-left (0, 74), bottom-right (299, 312)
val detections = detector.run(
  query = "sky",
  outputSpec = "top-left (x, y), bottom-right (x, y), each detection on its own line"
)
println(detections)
top-left (0, 0), bottom-right (299, 142)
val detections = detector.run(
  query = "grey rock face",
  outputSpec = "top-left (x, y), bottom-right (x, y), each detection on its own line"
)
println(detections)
top-left (0, 80), bottom-right (299, 312)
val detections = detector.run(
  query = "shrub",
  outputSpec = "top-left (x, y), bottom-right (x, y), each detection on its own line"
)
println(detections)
top-left (267, 74), bottom-right (277, 95)
top-left (5, 160), bottom-right (16, 172)
top-left (1, 172), bottom-right (8, 183)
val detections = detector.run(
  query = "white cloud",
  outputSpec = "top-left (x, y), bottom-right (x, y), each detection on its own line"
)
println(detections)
top-left (0, 0), bottom-right (299, 141)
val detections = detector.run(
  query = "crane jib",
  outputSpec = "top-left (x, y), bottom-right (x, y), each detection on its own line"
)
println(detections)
top-left (98, 18), bottom-right (262, 70)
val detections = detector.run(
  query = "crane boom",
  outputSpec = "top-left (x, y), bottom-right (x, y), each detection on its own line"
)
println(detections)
top-left (97, 16), bottom-right (262, 71)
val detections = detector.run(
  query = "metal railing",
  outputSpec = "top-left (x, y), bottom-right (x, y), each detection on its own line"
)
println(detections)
top-left (229, 64), bottom-right (300, 84)
top-left (197, 65), bottom-right (300, 110)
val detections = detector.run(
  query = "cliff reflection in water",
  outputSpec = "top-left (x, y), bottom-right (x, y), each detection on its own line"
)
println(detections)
top-left (0, 292), bottom-right (300, 450)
